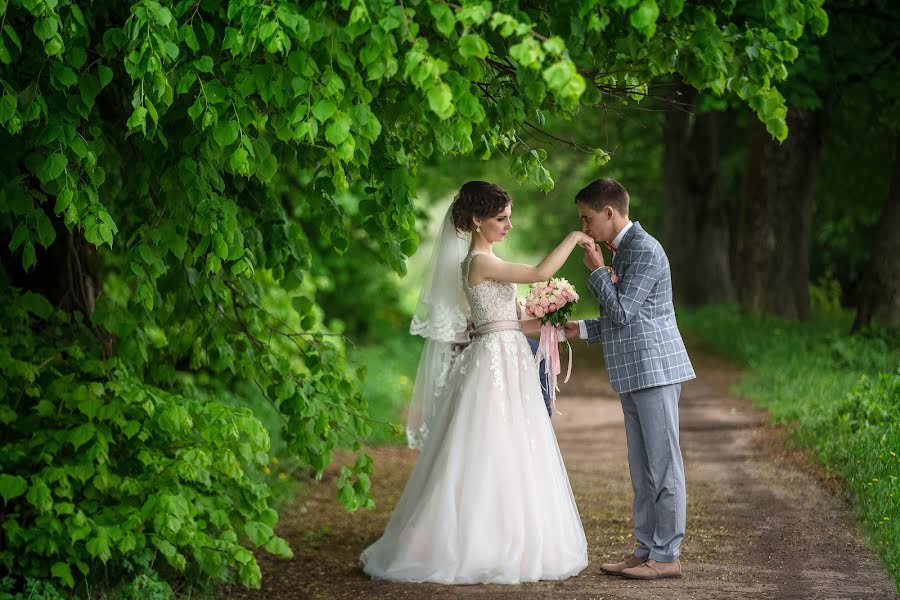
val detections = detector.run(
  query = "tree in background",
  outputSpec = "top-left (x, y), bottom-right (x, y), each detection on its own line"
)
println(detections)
top-left (735, 0), bottom-right (899, 323)
top-left (0, 0), bottom-right (826, 592)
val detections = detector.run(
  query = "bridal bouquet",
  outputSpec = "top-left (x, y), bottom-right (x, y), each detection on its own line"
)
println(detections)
top-left (524, 278), bottom-right (580, 413)
top-left (524, 278), bottom-right (580, 325)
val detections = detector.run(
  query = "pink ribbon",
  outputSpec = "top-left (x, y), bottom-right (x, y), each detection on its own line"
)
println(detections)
top-left (536, 323), bottom-right (573, 415)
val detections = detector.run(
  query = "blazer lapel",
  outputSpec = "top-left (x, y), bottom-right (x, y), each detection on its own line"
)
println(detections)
top-left (612, 222), bottom-right (641, 270)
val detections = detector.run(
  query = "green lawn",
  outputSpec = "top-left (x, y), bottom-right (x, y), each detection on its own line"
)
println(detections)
top-left (352, 329), bottom-right (423, 446)
top-left (679, 305), bottom-right (900, 589)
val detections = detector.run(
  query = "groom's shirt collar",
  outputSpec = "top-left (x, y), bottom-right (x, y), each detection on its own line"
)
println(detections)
top-left (612, 220), bottom-right (633, 251)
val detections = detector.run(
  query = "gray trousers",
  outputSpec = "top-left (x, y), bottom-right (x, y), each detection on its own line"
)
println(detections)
top-left (619, 383), bottom-right (686, 562)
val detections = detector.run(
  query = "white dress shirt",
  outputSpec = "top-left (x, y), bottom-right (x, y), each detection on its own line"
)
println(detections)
top-left (578, 220), bottom-right (633, 339)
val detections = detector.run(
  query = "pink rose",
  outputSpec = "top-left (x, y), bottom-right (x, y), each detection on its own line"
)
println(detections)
top-left (539, 298), bottom-right (550, 307)
top-left (548, 303), bottom-right (557, 311)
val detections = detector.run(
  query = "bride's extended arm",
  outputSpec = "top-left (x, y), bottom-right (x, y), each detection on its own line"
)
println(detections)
top-left (469, 231), bottom-right (594, 286)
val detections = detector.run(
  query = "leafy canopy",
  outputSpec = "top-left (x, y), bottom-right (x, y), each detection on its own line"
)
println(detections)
top-left (0, 0), bottom-right (825, 591)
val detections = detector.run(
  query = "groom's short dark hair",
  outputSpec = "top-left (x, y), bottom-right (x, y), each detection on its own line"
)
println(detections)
top-left (575, 178), bottom-right (629, 215)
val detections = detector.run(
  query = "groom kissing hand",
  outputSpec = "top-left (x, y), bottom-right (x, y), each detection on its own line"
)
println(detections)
top-left (569, 178), bottom-right (695, 581)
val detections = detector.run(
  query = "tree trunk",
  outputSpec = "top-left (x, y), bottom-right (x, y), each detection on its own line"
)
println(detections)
top-left (662, 79), bottom-right (734, 305)
top-left (736, 108), bottom-right (822, 319)
top-left (852, 135), bottom-right (900, 331)
top-left (0, 203), bottom-right (112, 355)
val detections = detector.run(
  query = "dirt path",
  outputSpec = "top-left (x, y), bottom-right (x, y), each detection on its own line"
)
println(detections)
top-left (225, 343), bottom-right (898, 599)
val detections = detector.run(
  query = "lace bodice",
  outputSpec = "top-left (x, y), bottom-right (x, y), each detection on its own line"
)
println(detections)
top-left (462, 252), bottom-right (518, 326)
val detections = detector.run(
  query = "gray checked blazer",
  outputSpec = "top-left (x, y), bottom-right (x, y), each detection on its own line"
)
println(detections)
top-left (583, 222), bottom-right (695, 394)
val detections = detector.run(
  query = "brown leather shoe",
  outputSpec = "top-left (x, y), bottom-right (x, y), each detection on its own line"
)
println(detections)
top-left (621, 559), bottom-right (682, 580)
top-left (600, 554), bottom-right (646, 576)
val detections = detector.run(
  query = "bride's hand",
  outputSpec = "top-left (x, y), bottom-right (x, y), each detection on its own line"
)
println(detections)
top-left (571, 231), bottom-right (594, 247)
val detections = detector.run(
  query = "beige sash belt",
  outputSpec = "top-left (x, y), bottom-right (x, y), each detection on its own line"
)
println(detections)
top-left (472, 320), bottom-right (522, 337)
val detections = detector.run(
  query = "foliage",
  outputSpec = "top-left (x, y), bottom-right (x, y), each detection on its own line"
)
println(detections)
top-left (791, 0), bottom-right (900, 302)
top-left (681, 306), bottom-right (900, 588)
top-left (0, 0), bottom-right (829, 593)
top-left (0, 284), bottom-right (291, 591)
top-left (1, 577), bottom-right (66, 600)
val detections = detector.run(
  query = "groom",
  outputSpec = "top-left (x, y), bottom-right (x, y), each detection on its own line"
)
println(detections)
top-left (565, 178), bottom-right (695, 580)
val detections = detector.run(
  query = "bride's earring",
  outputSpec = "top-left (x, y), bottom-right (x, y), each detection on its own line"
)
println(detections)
top-left (476, 225), bottom-right (481, 233)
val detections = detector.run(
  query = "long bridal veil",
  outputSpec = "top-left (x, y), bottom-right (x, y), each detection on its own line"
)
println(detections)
top-left (405, 208), bottom-right (470, 449)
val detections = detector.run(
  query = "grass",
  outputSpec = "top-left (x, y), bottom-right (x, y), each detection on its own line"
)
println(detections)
top-left (351, 327), bottom-right (424, 446)
top-left (679, 304), bottom-right (900, 590)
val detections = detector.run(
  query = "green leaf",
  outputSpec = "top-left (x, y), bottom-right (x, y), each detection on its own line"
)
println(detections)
top-left (98, 65), bottom-right (113, 88)
top-left (194, 56), bottom-right (214, 73)
top-left (324, 113), bottom-right (351, 145)
top-left (543, 61), bottom-right (574, 91)
top-left (458, 34), bottom-right (489, 59)
top-left (152, 5), bottom-right (174, 26)
top-left (69, 423), bottom-right (96, 451)
top-left (3, 24), bottom-right (22, 53)
top-left (38, 152), bottom-right (68, 184)
top-left (0, 94), bottom-right (16, 122)
top-left (55, 188), bottom-right (74, 214)
top-left (230, 258), bottom-right (251, 276)
top-left (127, 106), bottom-right (148, 132)
top-left (99, 223), bottom-right (113, 246)
top-left (233, 546), bottom-right (253, 564)
top-left (86, 530), bottom-right (112, 562)
top-left (51, 562), bottom-right (74, 588)
top-left (229, 147), bottom-right (249, 174)
top-left (629, 0), bottom-right (660, 37)
top-left (163, 41), bottom-right (179, 60)
top-left (21, 291), bottom-right (52, 319)
top-left (212, 232), bottom-right (228, 260)
top-left (0, 474), bottom-right (27, 502)
top-left (457, 2), bottom-right (491, 25)
top-left (66, 46), bottom-right (86, 69)
top-left (429, 3), bottom-right (456, 37)
top-left (33, 17), bottom-right (58, 42)
top-left (79, 74), bottom-right (101, 110)
top-left (312, 99), bottom-right (337, 122)
top-left (35, 211), bottom-right (56, 247)
top-left (244, 521), bottom-right (274, 546)
top-left (213, 120), bottom-right (240, 147)
top-left (263, 536), bottom-right (293, 558)
top-left (659, 0), bottom-right (684, 18)
top-left (25, 478), bottom-right (52, 513)
top-left (427, 81), bottom-right (454, 119)
top-left (9, 223), bottom-right (26, 251)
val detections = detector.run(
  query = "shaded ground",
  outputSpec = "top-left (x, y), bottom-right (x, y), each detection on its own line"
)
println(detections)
top-left (223, 342), bottom-right (898, 599)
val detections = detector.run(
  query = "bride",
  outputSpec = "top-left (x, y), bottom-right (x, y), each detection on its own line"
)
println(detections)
top-left (360, 181), bottom-right (592, 584)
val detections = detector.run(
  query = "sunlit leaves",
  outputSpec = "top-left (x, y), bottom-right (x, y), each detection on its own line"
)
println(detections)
top-left (426, 81), bottom-right (454, 119)
top-left (458, 33), bottom-right (488, 59)
top-left (0, 0), bottom-right (834, 593)
top-left (629, 0), bottom-right (660, 38)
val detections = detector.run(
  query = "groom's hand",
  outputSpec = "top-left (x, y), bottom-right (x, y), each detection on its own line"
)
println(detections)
top-left (583, 241), bottom-right (605, 271)
top-left (564, 321), bottom-right (580, 340)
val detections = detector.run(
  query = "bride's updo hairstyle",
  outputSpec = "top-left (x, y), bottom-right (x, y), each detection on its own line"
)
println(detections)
top-left (451, 181), bottom-right (512, 234)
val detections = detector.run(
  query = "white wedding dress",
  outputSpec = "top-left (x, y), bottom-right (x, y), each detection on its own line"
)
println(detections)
top-left (361, 251), bottom-right (588, 584)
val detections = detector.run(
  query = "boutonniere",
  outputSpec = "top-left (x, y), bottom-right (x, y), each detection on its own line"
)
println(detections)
top-left (606, 266), bottom-right (620, 285)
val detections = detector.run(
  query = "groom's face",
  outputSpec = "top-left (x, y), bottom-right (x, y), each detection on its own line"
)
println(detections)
top-left (577, 203), bottom-right (613, 242)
